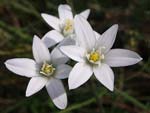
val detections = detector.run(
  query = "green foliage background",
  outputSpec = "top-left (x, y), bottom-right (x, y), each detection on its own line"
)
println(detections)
top-left (0, 0), bottom-right (150, 113)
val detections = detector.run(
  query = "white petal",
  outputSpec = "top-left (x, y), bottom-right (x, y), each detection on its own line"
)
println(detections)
top-left (32, 35), bottom-right (51, 63)
top-left (55, 64), bottom-right (72, 79)
top-left (97, 24), bottom-right (118, 53)
top-left (105, 49), bottom-right (142, 67)
top-left (26, 77), bottom-right (48, 97)
top-left (74, 15), bottom-right (96, 51)
top-left (42, 30), bottom-right (64, 48)
top-left (58, 4), bottom-right (73, 21)
top-left (51, 38), bottom-right (75, 65)
top-left (57, 38), bottom-right (76, 47)
top-left (79, 9), bottom-right (90, 19)
top-left (60, 45), bottom-right (86, 62)
top-left (51, 47), bottom-right (69, 65)
top-left (94, 31), bottom-right (101, 40)
top-left (5, 58), bottom-right (37, 77)
top-left (93, 64), bottom-right (114, 91)
top-left (41, 13), bottom-right (61, 31)
top-left (46, 78), bottom-right (67, 109)
top-left (69, 62), bottom-right (93, 89)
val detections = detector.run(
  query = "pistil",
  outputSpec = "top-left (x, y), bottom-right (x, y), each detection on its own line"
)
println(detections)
top-left (40, 62), bottom-right (55, 77)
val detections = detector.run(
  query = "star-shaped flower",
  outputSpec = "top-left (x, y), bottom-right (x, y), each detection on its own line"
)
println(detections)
top-left (60, 15), bottom-right (142, 91)
top-left (5, 36), bottom-right (72, 109)
top-left (41, 4), bottom-right (90, 48)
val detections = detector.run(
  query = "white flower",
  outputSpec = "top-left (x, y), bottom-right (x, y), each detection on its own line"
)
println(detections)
top-left (60, 15), bottom-right (142, 91)
top-left (5, 36), bottom-right (72, 109)
top-left (41, 30), bottom-right (76, 48)
top-left (41, 4), bottom-right (90, 48)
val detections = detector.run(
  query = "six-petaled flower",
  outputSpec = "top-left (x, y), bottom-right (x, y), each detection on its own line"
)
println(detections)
top-left (5, 36), bottom-right (72, 109)
top-left (4, 4), bottom-right (143, 110)
top-left (60, 15), bottom-right (142, 91)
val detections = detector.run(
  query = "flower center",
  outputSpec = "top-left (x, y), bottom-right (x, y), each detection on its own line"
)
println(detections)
top-left (86, 50), bottom-right (104, 64)
top-left (40, 62), bottom-right (55, 77)
top-left (62, 19), bottom-right (74, 36)
top-left (89, 52), bottom-right (100, 62)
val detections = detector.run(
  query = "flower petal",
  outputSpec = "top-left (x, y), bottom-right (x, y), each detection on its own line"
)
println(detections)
top-left (5, 58), bottom-right (37, 77)
top-left (26, 77), bottom-right (48, 97)
top-left (97, 24), bottom-right (118, 53)
top-left (42, 30), bottom-right (64, 48)
top-left (105, 49), bottom-right (142, 67)
top-left (32, 35), bottom-right (51, 63)
top-left (93, 64), bottom-right (114, 91)
top-left (79, 9), bottom-right (90, 19)
top-left (51, 38), bottom-right (75, 65)
top-left (94, 31), bottom-right (101, 40)
top-left (51, 47), bottom-right (69, 65)
top-left (74, 15), bottom-right (96, 51)
top-left (57, 38), bottom-right (76, 47)
top-left (55, 64), bottom-right (72, 79)
top-left (46, 78), bottom-right (67, 109)
top-left (69, 62), bottom-right (93, 89)
top-left (60, 45), bottom-right (86, 62)
top-left (41, 13), bottom-right (61, 31)
top-left (58, 4), bottom-right (73, 21)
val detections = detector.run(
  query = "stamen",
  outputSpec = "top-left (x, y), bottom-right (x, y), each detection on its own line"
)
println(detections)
top-left (86, 49), bottom-right (105, 65)
top-left (40, 62), bottom-right (55, 77)
top-left (63, 19), bottom-right (74, 36)
top-left (89, 51), bottom-right (100, 62)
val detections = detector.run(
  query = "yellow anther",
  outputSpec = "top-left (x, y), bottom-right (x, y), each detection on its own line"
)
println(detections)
top-left (87, 49), bottom-right (105, 65)
top-left (64, 24), bottom-right (72, 31)
top-left (63, 19), bottom-right (74, 36)
top-left (89, 51), bottom-right (100, 62)
top-left (40, 63), bottom-right (55, 77)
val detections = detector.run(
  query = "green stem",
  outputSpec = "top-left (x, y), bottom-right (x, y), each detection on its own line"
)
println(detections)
top-left (115, 88), bottom-right (148, 111)
top-left (58, 90), bottom-right (107, 113)
top-left (90, 80), bottom-right (105, 113)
